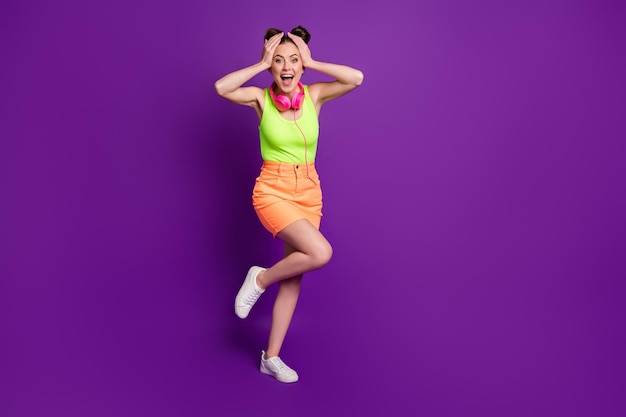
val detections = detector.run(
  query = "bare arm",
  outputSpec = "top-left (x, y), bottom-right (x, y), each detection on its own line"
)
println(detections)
top-left (306, 61), bottom-right (364, 104)
top-left (214, 62), bottom-right (267, 107)
top-left (213, 32), bottom-right (284, 110)
top-left (287, 33), bottom-right (364, 107)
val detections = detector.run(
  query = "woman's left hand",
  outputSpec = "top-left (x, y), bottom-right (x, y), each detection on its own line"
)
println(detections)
top-left (287, 32), bottom-right (314, 67)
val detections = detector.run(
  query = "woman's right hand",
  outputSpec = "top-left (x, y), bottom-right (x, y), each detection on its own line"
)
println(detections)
top-left (261, 32), bottom-right (283, 68)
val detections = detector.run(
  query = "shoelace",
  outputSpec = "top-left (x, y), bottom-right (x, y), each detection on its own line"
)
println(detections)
top-left (243, 288), bottom-right (263, 306)
top-left (268, 357), bottom-right (289, 372)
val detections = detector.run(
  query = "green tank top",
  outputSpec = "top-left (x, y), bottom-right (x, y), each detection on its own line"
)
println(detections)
top-left (259, 85), bottom-right (319, 163)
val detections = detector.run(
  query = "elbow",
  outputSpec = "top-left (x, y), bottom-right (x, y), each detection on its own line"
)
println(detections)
top-left (214, 80), bottom-right (227, 97)
top-left (354, 70), bottom-right (364, 87)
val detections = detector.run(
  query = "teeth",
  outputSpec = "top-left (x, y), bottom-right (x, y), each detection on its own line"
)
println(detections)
top-left (281, 75), bottom-right (294, 79)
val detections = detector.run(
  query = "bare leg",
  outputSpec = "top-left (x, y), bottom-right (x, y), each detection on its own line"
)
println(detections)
top-left (260, 219), bottom-right (332, 358)
top-left (256, 219), bottom-right (332, 290)
top-left (265, 243), bottom-right (302, 358)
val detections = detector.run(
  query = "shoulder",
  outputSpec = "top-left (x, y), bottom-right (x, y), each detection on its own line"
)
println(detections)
top-left (251, 85), bottom-right (268, 99)
top-left (304, 83), bottom-right (324, 111)
top-left (305, 82), bottom-right (321, 101)
top-left (243, 86), bottom-right (267, 122)
top-left (257, 86), bottom-right (270, 111)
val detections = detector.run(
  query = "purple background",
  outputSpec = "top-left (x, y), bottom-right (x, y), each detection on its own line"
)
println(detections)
top-left (1, 0), bottom-right (625, 416)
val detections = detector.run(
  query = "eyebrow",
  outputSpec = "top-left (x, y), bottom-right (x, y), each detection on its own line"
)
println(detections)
top-left (275, 54), bottom-right (300, 58)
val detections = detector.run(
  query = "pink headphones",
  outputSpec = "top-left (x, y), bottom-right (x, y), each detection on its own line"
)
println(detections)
top-left (269, 81), bottom-right (305, 112)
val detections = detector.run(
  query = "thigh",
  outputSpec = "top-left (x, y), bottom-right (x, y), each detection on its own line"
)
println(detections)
top-left (283, 242), bottom-right (297, 258)
top-left (277, 218), bottom-right (331, 256)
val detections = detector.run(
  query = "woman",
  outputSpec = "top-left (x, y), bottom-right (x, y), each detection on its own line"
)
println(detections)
top-left (214, 26), bottom-right (363, 383)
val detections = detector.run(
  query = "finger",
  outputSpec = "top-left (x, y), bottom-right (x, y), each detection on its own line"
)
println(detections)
top-left (288, 34), bottom-right (306, 48)
top-left (269, 33), bottom-right (282, 46)
top-left (287, 32), bottom-right (301, 41)
top-left (265, 39), bottom-right (278, 51)
top-left (265, 33), bottom-right (281, 46)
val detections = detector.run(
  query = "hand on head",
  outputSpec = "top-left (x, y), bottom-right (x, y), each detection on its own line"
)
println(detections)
top-left (262, 32), bottom-right (283, 68)
top-left (287, 32), bottom-right (313, 67)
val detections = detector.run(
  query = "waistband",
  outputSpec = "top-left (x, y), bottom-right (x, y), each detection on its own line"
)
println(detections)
top-left (261, 161), bottom-right (317, 175)
top-left (261, 161), bottom-right (318, 184)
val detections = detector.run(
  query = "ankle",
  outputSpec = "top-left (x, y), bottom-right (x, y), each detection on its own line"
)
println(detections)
top-left (256, 271), bottom-right (267, 290)
top-left (264, 350), bottom-right (278, 360)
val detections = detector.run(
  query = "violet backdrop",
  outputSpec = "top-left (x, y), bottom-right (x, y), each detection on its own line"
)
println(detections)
top-left (1, 0), bottom-right (624, 416)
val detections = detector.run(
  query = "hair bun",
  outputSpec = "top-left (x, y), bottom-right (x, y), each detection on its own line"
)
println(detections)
top-left (264, 27), bottom-right (282, 41)
top-left (290, 26), bottom-right (311, 44)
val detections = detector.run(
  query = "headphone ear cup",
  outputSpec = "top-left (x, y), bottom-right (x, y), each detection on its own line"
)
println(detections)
top-left (274, 94), bottom-right (292, 111)
top-left (291, 93), bottom-right (304, 110)
top-left (270, 82), bottom-right (305, 111)
top-left (270, 83), bottom-right (291, 111)
top-left (291, 82), bottom-right (305, 110)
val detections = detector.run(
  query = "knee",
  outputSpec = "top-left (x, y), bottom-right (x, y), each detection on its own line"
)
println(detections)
top-left (309, 241), bottom-right (333, 269)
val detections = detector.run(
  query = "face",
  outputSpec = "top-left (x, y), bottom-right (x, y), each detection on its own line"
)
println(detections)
top-left (270, 42), bottom-right (303, 96)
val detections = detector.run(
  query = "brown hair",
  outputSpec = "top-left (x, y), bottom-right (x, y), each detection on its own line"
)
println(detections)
top-left (264, 25), bottom-right (311, 44)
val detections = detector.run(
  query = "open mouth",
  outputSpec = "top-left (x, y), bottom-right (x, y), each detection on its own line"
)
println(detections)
top-left (280, 74), bottom-right (294, 86)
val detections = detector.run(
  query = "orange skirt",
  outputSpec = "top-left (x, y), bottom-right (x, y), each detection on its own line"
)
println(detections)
top-left (252, 161), bottom-right (322, 237)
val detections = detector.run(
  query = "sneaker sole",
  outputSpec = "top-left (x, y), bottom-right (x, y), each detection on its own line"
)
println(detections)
top-left (260, 365), bottom-right (299, 383)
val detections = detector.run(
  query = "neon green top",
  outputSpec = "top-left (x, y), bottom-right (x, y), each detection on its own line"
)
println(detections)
top-left (259, 85), bottom-right (319, 163)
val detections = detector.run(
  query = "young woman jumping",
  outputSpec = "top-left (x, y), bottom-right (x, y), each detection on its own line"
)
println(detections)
top-left (214, 25), bottom-right (363, 383)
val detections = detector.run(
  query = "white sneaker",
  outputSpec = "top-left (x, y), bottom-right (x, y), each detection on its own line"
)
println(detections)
top-left (260, 351), bottom-right (299, 383)
top-left (235, 266), bottom-right (266, 319)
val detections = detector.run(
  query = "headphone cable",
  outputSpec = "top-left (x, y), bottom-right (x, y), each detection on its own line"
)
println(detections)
top-left (293, 110), bottom-right (316, 184)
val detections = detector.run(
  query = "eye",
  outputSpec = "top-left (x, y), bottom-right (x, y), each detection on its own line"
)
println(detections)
top-left (291, 58), bottom-right (298, 64)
